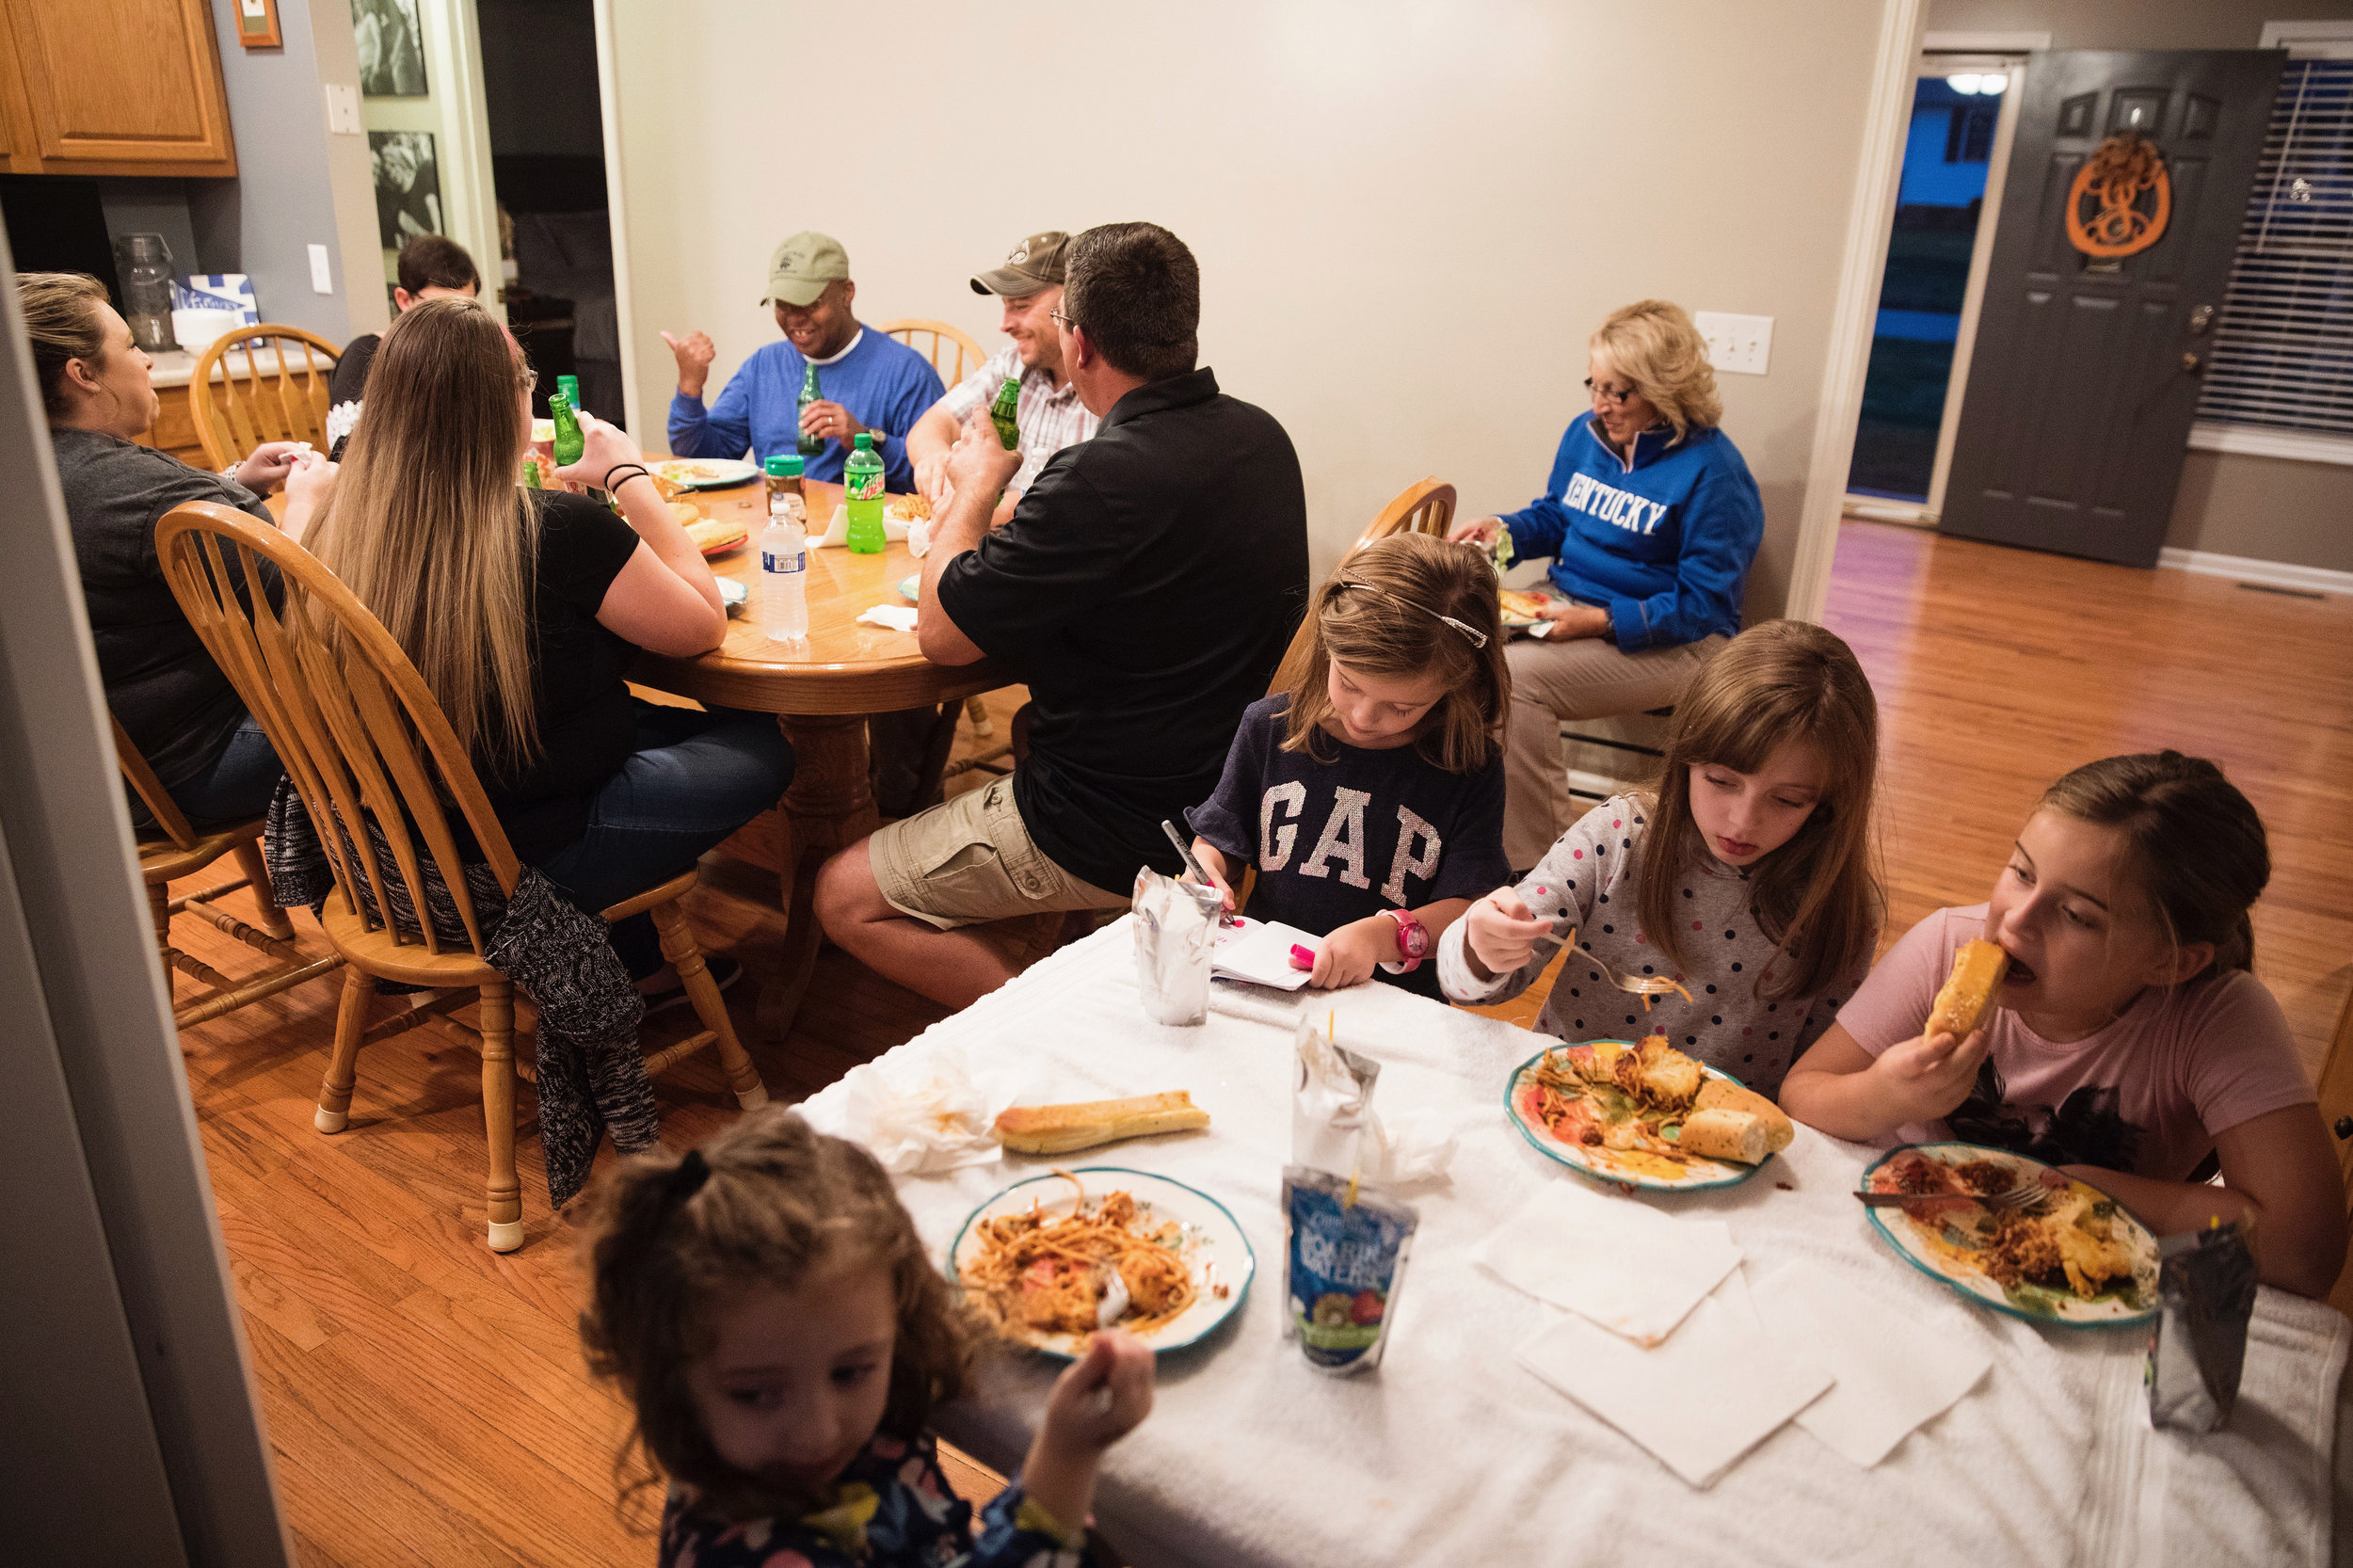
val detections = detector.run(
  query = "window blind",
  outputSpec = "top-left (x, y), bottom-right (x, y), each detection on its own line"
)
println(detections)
top-left (2196, 58), bottom-right (2353, 439)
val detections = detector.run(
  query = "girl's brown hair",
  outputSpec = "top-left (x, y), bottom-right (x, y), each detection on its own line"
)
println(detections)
top-left (1637, 618), bottom-right (1883, 1001)
top-left (577, 1108), bottom-right (974, 1527)
top-left (1278, 531), bottom-right (1510, 774)
top-left (18, 271), bottom-right (111, 420)
top-left (304, 296), bottom-right (544, 776)
top-left (2037, 751), bottom-right (2267, 977)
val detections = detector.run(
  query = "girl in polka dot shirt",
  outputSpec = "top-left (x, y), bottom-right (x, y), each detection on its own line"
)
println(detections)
top-left (1438, 619), bottom-right (1883, 1096)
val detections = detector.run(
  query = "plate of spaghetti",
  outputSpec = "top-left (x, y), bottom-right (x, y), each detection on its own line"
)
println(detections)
top-left (948, 1167), bottom-right (1253, 1357)
top-left (1860, 1144), bottom-right (2157, 1327)
top-left (1504, 1035), bottom-right (1785, 1192)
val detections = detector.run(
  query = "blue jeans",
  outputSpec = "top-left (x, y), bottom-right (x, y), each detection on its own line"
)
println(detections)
top-left (533, 701), bottom-right (793, 979)
top-left (132, 713), bottom-right (285, 832)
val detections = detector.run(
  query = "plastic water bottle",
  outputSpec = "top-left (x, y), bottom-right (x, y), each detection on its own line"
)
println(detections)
top-left (759, 454), bottom-right (808, 640)
top-left (843, 432), bottom-right (887, 554)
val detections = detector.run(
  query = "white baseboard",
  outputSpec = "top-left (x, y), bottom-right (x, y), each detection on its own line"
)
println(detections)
top-left (2156, 548), bottom-right (2353, 598)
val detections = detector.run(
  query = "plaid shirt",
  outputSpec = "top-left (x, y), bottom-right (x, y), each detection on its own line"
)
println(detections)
top-left (939, 343), bottom-right (1098, 494)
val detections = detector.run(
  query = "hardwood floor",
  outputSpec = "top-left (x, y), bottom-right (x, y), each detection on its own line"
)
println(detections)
top-left (162, 522), bottom-right (2353, 1564)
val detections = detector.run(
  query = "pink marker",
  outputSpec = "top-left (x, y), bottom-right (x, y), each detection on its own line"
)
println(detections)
top-left (1289, 944), bottom-right (1316, 970)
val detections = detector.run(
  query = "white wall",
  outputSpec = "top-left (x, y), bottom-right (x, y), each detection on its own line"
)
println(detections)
top-left (603, 0), bottom-right (1896, 603)
top-left (364, 0), bottom-right (503, 310)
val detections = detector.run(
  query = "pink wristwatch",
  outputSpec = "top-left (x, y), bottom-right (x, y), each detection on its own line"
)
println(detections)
top-left (1382, 908), bottom-right (1430, 972)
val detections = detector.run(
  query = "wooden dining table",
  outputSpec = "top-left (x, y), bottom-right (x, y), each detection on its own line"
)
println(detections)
top-left (627, 471), bottom-right (1013, 1037)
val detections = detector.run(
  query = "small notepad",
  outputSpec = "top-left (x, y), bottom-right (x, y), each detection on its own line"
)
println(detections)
top-left (1209, 916), bottom-right (1318, 991)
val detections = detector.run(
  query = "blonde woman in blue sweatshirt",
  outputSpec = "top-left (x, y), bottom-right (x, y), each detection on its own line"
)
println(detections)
top-left (1451, 299), bottom-right (1764, 871)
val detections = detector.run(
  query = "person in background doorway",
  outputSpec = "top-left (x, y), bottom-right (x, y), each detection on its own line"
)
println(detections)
top-left (1450, 299), bottom-right (1764, 872)
top-left (326, 233), bottom-right (482, 458)
top-left (25, 271), bottom-right (328, 830)
top-left (663, 232), bottom-right (943, 490)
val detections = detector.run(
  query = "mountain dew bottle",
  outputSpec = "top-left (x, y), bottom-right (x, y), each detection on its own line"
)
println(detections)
top-left (549, 390), bottom-right (584, 467)
top-left (843, 431), bottom-right (886, 553)
top-left (987, 374), bottom-right (1021, 449)
top-left (796, 361), bottom-right (823, 456)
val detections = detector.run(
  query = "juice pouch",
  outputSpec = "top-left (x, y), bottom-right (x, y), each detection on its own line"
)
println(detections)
top-left (1283, 1166), bottom-right (1417, 1373)
top-left (2146, 1221), bottom-right (2256, 1432)
top-left (1284, 1013), bottom-right (1417, 1373)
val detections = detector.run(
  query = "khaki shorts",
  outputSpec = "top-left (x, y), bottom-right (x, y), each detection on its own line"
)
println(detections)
top-left (870, 776), bottom-right (1130, 932)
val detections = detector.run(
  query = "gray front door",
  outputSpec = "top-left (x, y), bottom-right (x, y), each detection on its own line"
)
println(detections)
top-left (1941, 49), bottom-right (2283, 568)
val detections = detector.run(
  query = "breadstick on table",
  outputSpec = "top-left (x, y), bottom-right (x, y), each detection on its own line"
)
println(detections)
top-left (993, 1091), bottom-right (1209, 1155)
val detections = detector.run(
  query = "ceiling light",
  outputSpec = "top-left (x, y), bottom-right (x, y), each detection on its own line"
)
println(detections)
top-left (1946, 73), bottom-right (1982, 95)
top-left (1978, 72), bottom-right (2008, 96)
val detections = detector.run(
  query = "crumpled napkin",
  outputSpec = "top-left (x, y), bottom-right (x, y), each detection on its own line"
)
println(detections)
top-left (1475, 1179), bottom-right (1742, 1345)
top-left (906, 517), bottom-right (933, 558)
top-left (796, 1039), bottom-right (1032, 1175)
top-left (856, 604), bottom-right (919, 633)
top-left (1364, 1110), bottom-right (1457, 1185)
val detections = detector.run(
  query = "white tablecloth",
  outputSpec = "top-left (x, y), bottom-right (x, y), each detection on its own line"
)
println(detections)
top-left (800, 920), bottom-right (2347, 1568)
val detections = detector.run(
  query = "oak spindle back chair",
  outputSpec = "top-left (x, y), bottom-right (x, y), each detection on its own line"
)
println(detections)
top-left (1270, 477), bottom-right (1465, 698)
top-left (879, 317), bottom-right (987, 389)
top-left (114, 715), bottom-right (341, 1029)
top-left (188, 325), bottom-right (342, 472)
top-left (155, 501), bottom-right (766, 1252)
top-left (880, 317), bottom-right (998, 744)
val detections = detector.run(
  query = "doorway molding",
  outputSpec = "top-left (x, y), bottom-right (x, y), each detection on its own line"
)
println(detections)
top-left (1785, 0), bottom-right (1931, 622)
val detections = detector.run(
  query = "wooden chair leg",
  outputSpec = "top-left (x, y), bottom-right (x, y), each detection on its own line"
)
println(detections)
top-left (964, 693), bottom-right (994, 738)
top-left (146, 876), bottom-right (172, 951)
top-left (650, 899), bottom-right (767, 1110)
top-left (314, 967), bottom-right (374, 1132)
top-left (231, 836), bottom-right (296, 940)
top-left (479, 978), bottom-right (524, 1252)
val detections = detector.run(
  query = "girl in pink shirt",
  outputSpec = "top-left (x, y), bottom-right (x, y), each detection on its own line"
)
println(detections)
top-left (1782, 752), bottom-right (2343, 1297)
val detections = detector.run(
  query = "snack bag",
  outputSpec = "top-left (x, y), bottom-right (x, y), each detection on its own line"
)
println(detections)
top-left (1284, 1013), bottom-right (1417, 1373)
top-left (1132, 867), bottom-right (1219, 1025)
top-left (2145, 1221), bottom-right (2256, 1432)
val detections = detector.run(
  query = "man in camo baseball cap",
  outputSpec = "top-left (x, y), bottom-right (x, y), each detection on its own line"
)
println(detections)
top-left (969, 231), bottom-right (1069, 296)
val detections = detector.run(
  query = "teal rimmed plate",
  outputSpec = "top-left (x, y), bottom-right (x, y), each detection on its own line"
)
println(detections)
top-left (947, 1167), bottom-right (1253, 1359)
top-left (650, 456), bottom-right (760, 491)
top-left (1859, 1143), bottom-right (2158, 1328)
top-left (1504, 1041), bottom-right (1770, 1193)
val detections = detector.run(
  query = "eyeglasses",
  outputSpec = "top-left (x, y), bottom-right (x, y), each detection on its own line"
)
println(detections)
top-left (1049, 309), bottom-right (1078, 331)
top-left (1340, 581), bottom-right (1489, 648)
top-left (1585, 376), bottom-right (1638, 407)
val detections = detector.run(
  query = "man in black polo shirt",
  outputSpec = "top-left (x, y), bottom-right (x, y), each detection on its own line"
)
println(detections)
top-left (814, 221), bottom-right (1308, 1007)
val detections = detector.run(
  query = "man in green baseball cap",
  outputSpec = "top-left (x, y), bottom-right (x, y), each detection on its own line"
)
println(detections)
top-left (662, 230), bottom-right (943, 489)
top-left (905, 230), bottom-right (1098, 514)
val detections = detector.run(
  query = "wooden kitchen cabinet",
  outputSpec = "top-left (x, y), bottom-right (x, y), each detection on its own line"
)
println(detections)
top-left (0, 0), bottom-right (236, 176)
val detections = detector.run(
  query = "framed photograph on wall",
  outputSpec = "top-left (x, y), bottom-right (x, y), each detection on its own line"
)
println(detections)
top-left (353, 0), bottom-right (427, 97)
top-left (370, 131), bottom-right (443, 248)
top-left (235, 0), bottom-right (283, 49)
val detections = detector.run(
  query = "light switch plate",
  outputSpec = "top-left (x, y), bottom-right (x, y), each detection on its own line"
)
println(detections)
top-left (324, 83), bottom-right (360, 136)
top-left (308, 244), bottom-right (334, 296)
top-left (1693, 311), bottom-right (1773, 376)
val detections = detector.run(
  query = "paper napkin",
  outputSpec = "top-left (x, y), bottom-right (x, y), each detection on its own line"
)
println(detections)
top-left (1751, 1264), bottom-right (1991, 1467)
top-left (856, 604), bottom-right (919, 633)
top-left (1515, 1270), bottom-right (1833, 1487)
top-left (1475, 1179), bottom-right (1743, 1346)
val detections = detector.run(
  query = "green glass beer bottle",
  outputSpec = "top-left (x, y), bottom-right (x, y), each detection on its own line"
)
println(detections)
top-left (796, 361), bottom-right (823, 457)
top-left (843, 432), bottom-right (887, 554)
top-left (987, 374), bottom-right (1021, 450)
top-left (549, 390), bottom-right (584, 467)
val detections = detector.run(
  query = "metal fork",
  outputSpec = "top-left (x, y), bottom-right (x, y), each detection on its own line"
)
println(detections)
top-left (1855, 1179), bottom-right (2050, 1213)
top-left (1519, 886), bottom-right (1694, 1009)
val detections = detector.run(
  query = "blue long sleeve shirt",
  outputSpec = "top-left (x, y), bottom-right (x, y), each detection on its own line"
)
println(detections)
top-left (1498, 412), bottom-right (1764, 652)
top-left (666, 327), bottom-right (943, 490)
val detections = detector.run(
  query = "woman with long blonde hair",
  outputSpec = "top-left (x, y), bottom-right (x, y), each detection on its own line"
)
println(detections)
top-left (1451, 298), bottom-right (1766, 872)
top-left (306, 298), bottom-right (791, 994)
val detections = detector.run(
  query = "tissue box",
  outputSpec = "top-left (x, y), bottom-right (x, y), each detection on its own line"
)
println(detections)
top-left (171, 276), bottom-right (260, 354)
